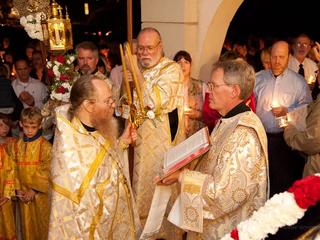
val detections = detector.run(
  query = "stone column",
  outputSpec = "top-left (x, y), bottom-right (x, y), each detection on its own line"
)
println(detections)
top-left (141, 0), bottom-right (243, 82)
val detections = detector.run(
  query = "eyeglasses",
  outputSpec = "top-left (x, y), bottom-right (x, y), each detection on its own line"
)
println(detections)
top-left (137, 41), bottom-right (161, 53)
top-left (207, 82), bottom-right (234, 91)
top-left (296, 42), bottom-right (310, 48)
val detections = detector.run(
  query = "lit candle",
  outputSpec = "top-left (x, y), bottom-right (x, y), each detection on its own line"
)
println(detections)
top-left (307, 76), bottom-right (315, 85)
top-left (184, 105), bottom-right (192, 113)
top-left (271, 100), bottom-right (280, 108)
top-left (125, 43), bottom-right (144, 112)
top-left (53, 24), bottom-right (61, 45)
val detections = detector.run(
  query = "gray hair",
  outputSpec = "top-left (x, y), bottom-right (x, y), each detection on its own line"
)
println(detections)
top-left (75, 41), bottom-right (99, 58)
top-left (138, 27), bottom-right (162, 42)
top-left (212, 59), bottom-right (255, 100)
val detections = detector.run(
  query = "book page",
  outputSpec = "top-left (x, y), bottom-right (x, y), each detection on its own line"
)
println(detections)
top-left (287, 104), bottom-right (308, 131)
top-left (164, 127), bottom-right (209, 170)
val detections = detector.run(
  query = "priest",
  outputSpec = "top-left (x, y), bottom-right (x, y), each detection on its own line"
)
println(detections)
top-left (48, 75), bottom-right (141, 239)
top-left (160, 59), bottom-right (269, 239)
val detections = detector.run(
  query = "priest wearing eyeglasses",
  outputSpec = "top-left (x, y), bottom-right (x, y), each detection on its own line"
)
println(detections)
top-left (158, 59), bottom-right (269, 240)
top-left (127, 27), bottom-right (186, 239)
top-left (48, 75), bottom-right (141, 239)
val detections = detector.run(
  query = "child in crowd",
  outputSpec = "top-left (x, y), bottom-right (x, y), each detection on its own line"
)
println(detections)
top-left (0, 113), bottom-right (16, 239)
top-left (15, 107), bottom-right (51, 240)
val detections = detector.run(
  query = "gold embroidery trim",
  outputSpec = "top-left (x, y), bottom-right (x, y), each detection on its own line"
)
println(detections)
top-left (89, 171), bottom-right (111, 239)
top-left (183, 184), bottom-right (201, 194)
top-left (153, 84), bottom-right (161, 116)
top-left (121, 175), bottom-right (136, 238)
top-left (56, 114), bottom-right (89, 136)
top-left (108, 162), bottom-right (120, 240)
top-left (51, 141), bottom-right (110, 204)
top-left (159, 61), bottom-right (176, 75)
top-left (16, 161), bottom-right (40, 166)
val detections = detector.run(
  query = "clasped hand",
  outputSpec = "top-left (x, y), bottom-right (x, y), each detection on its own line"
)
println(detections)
top-left (16, 189), bottom-right (36, 203)
top-left (271, 106), bottom-right (288, 117)
top-left (19, 91), bottom-right (35, 106)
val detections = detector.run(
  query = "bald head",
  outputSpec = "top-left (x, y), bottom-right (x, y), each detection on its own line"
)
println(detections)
top-left (137, 27), bottom-right (162, 43)
top-left (270, 41), bottom-right (289, 76)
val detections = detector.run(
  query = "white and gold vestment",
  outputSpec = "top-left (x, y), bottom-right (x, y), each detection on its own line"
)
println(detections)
top-left (48, 105), bottom-right (141, 239)
top-left (132, 57), bottom-right (185, 235)
top-left (171, 111), bottom-right (269, 239)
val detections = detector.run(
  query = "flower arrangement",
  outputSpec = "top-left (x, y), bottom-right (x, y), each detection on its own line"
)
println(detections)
top-left (221, 174), bottom-right (320, 240)
top-left (47, 53), bottom-right (78, 102)
top-left (20, 13), bottom-right (45, 41)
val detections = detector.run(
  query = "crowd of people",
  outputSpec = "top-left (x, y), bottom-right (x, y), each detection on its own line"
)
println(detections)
top-left (0, 29), bottom-right (320, 239)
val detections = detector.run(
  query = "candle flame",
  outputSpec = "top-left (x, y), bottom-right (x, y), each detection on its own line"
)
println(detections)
top-left (184, 106), bottom-right (191, 112)
top-left (307, 76), bottom-right (315, 84)
top-left (271, 100), bottom-right (280, 108)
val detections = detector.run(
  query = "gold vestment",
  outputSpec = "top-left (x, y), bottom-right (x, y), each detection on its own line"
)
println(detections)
top-left (15, 136), bottom-right (52, 240)
top-left (175, 111), bottom-right (269, 239)
top-left (0, 138), bottom-right (16, 240)
top-left (132, 57), bottom-right (185, 238)
top-left (48, 105), bottom-right (141, 239)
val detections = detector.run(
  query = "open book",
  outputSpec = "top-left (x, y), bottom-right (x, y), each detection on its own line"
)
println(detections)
top-left (160, 127), bottom-right (211, 180)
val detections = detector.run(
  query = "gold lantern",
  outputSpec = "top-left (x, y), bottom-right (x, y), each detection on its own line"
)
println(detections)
top-left (64, 7), bottom-right (73, 50)
top-left (46, 0), bottom-right (73, 52)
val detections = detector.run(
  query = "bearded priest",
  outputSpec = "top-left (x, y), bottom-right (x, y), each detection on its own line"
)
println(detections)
top-left (48, 75), bottom-right (141, 239)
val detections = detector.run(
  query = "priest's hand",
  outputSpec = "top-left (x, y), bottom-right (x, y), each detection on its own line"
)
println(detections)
top-left (120, 122), bottom-right (137, 147)
top-left (185, 109), bottom-right (202, 120)
top-left (271, 106), bottom-right (288, 117)
top-left (155, 169), bottom-right (183, 186)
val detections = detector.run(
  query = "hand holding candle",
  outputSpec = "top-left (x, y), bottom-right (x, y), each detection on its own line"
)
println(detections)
top-left (275, 115), bottom-right (288, 128)
top-left (271, 106), bottom-right (288, 117)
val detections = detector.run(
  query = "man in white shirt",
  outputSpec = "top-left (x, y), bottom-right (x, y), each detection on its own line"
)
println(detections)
top-left (12, 58), bottom-right (48, 109)
top-left (288, 33), bottom-right (318, 83)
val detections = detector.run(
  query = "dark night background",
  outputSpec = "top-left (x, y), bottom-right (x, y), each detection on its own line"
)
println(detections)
top-left (227, 0), bottom-right (319, 42)
top-left (1, 0), bottom-right (319, 54)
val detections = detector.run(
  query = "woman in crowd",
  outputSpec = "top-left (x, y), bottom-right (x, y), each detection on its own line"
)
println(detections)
top-left (174, 50), bottom-right (205, 136)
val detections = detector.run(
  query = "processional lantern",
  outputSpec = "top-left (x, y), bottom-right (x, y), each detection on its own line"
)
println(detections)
top-left (44, 0), bottom-right (73, 52)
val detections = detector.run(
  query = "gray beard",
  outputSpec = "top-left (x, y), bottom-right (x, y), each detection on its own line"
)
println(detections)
top-left (80, 65), bottom-right (93, 75)
top-left (93, 116), bottom-right (119, 144)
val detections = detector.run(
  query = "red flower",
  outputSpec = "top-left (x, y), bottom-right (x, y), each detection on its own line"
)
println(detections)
top-left (55, 86), bottom-right (66, 94)
top-left (56, 55), bottom-right (65, 63)
top-left (48, 69), bottom-right (54, 78)
top-left (288, 175), bottom-right (320, 209)
top-left (60, 74), bottom-right (69, 81)
top-left (231, 229), bottom-right (239, 240)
